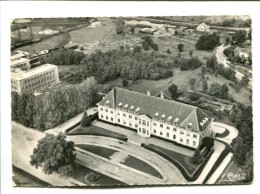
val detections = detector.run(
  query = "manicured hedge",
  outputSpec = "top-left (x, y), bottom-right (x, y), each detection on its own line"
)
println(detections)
top-left (141, 143), bottom-right (213, 181)
top-left (202, 140), bottom-right (231, 184)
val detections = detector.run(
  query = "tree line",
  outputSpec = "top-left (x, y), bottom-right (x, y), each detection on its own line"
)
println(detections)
top-left (11, 77), bottom-right (99, 131)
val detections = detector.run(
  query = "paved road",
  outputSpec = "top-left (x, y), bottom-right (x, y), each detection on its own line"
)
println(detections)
top-left (69, 135), bottom-right (186, 185)
top-left (212, 121), bottom-right (239, 145)
top-left (215, 44), bottom-right (252, 88)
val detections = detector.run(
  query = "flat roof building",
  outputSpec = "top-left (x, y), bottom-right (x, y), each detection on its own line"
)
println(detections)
top-left (11, 63), bottom-right (59, 94)
top-left (11, 57), bottom-right (31, 70)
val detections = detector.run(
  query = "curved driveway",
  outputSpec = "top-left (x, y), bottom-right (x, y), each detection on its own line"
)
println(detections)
top-left (68, 135), bottom-right (187, 185)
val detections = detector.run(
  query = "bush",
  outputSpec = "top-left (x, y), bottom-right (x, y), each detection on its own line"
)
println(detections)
top-left (122, 78), bottom-right (128, 87)
top-left (180, 57), bottom-right (204, 71)
top-left (178, 43), bottom-right (184, 52)
top-left (189, 93), bottom-right (200, 101)
top-left (223, 47), bottom-right (235, 57)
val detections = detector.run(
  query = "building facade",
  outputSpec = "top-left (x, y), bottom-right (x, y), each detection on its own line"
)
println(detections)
top-left (97, 88), bottom-right (214, 149)
top-left (11, 63), bottom-right (59, 94)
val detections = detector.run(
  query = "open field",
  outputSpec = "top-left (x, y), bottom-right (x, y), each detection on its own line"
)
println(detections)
top-left (99, 67), bottom-right (202, 96)
top-left (121, 155), bottom-right (163, 179)
top-left (14, 34), bottom-right (66, 54)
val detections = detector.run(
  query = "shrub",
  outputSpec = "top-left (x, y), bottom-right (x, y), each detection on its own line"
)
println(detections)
top-left (122, 78), bottom-right (128, 87)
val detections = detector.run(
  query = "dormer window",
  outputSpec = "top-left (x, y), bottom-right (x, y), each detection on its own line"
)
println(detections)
top-left (161, 114), bottom-right (166, 120)
top-left (200, 122), bottom-right (204, 127)
top-left (124, 104), bottom-right (128, 109)
top-left (167, 116), bottom-right (173, 122)
top-left (118, 102), bottom-right (123, 109)
top-left (205, 117), bottom-right (209, 122)
top-left (130, 106), bottom-right (134, 111)
top-left (174, 118), bottom-right (179, 125)
top-left (135, 107), bottom-right (140, 113)
top-left (106, 100), bottom-right (110, 105)
top-left (188, 123), bottom-right (192, 129)
top-left (154, 112), bottom-right (159, 118)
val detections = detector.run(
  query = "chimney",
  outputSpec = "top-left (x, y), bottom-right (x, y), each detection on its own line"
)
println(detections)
top-left (160, 92), bottom-right (164, 99)
top-left (147, 90), bottom-right (151, 96)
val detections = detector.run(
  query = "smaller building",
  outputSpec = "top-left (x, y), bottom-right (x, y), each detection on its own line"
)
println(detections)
top-left (11, 63), bottom-right (59, 94)
top-left (197, 22), bottom-right (210, 32)
top-left (11, 58), bottom-right (31, 71)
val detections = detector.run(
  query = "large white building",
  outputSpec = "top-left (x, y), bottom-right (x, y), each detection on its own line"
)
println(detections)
top-left (97, 88), bottom-right (214, 149)
top-left (11, 63), bottom-right (59, 94)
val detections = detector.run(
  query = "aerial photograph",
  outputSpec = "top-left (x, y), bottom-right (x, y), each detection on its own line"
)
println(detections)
top-left (10, 16), bottom-right (253, 187)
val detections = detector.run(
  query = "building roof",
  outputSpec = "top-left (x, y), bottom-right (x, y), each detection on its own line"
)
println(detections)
top-left (197, 22), bottom-right (210, 30)
top-left (11, 63), bottom-right (57, 81)
top-left (11, 57), bottom-right (29, 66)
top-left (99, 87), bottom-right (211, 132)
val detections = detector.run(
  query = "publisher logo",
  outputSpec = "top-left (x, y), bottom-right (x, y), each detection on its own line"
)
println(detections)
top-left (222, 169), bottom-right (248, 182)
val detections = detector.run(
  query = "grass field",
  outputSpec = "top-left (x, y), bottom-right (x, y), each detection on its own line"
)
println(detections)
top-left (76, 144), bottom-right (117, 159)
top-left (71, 164), bottom-right (126, 186)
top-left (99, 67), bottom-right (202, 96)
top-left (120, 155), bottom-right (163, 179)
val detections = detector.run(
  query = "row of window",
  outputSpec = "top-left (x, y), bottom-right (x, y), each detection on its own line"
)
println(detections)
top-left (24, 76), bottom-right (55, 89)
top-left (100, 114), bottom-right (114, 121)
top-left (24, 70), bottom-right (55, 83)
top-left (25, 80), bottom-right (55, 93)
top-left (153, 130), bottom-right (197, 146)
top-left (153, 129), bottom-right (197, 138)
top-left (100, 108), bottom-right (114, 114)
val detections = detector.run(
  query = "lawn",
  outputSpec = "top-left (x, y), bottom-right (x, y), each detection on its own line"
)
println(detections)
top-left (192, 73), bottom-right (251, 106)
top-left (120, 155), bottom-right (163, 179)
top-left (99, 67), bottom-right (202, 96)
top-left (70, 164), bottom-right (126, 186)
top-left (67, 125), bottom-right (127, 141)
top-left (76, 144), bottom-right (117, 159)
top-left (147, 144), bottom-right (201, 175)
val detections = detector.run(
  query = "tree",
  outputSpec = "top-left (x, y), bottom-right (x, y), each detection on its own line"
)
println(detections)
top-left (168, 84), bottom-right (178, 99)
top-left (133, 46), bottom-right (142, 53)
top-left (241, 76), bottom-right (250, 87)
top-left (189, 93), bottom-right (200, 101)
top-left (180, 57), bottom-right (204, 71)
top-left (233, 30), bottom-right (247, 44)
top-left (189, 78), bottom-right (196, 90)
top-left (202, 79), bottom-right (208, 91)
top-left (167, 48), bottom-right (171, 54)
top-left (201, 65), bottom-right (207, 75)
top-left (225, 37), bottom-right (230, 45)
top-left (178, 43), bottom-right (184, 52)
top-left (209, 82), bottom-right (221, 97)
top-left (81, 108), bottom-right (91, 126)
top-left (122, 78), bottom-right (128, 87)
top-left (231, 136), bottom-right (250, 165)
top-left (130, 26), bottom-right (135, 34)
top-left (191, 149), bottom-right (203, 164)
top-left (195, 33), bottom-right (220, 51)
top-left (115, 18), bottom-right (125, 34)
top-left (202, 137), bottom-right (214, 149)
top-left (11, 92), bottom-right (19, 121)
top-left (30, 133), bottom-right (76, 175)
top-left (189, 50), bottom-right (193, 57)
top-left (219, 84), bottom-right (229, 99)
